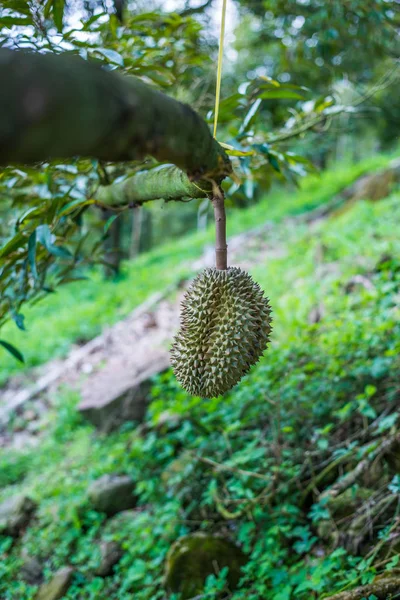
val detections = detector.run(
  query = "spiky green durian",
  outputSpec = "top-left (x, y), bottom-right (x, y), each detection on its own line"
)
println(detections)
top-left (170, 267), bottom-right (272, 398)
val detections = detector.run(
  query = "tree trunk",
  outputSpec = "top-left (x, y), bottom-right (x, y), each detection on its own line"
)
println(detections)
top-left (0, 49), bottom-right (230, 184)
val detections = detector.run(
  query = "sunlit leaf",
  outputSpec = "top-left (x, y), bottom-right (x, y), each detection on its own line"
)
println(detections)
top-left (219, 143), bottom-right (255, 157)
top-left (92, 48), bottom-right (125, 67)
top-left (57, 199), bottom-right (95, 217)
top-left (240, 98), bottom-right (262, 133)
top-left (259, 90), bottom-right (304, 100)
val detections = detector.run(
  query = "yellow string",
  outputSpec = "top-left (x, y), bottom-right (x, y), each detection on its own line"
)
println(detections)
top-left (213, 0), bottom-right (227, 139)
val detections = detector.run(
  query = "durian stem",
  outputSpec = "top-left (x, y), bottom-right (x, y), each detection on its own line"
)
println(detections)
top-left (212, 188), bottom-right (228, 270)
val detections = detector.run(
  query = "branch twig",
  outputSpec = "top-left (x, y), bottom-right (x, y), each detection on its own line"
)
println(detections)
top-left (194, 453), bottom-right (270, 481)
top-left (323, 578), bottom-right (400, 600)
top-left (268, 63), bottom-right (400, 145)
top-left (321, 433), bottom-right (400, 501)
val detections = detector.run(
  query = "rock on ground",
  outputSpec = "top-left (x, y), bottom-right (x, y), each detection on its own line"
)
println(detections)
top-left (96, 541), bottom-right (122, 577)
top-left (164, 532), bottom-right (246, 599)
top-left (36, 567), bottom-right (74, 600)
top-left (88, 474), bottom-right (137, 516)
top-left (20, 554), bottom-right (43, 585)
top-left (78, 351), bottom-right (170, 432)
top-left (0, 495), bottom-right (36, 536)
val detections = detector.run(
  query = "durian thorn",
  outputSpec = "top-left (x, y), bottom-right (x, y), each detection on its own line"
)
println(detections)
top-left (211, 185), bottom-right (228, 271)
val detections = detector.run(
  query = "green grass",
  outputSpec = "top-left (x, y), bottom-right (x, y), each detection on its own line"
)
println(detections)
top-left (0, 152), bottom-right (393, 385)
top-left (1, 165), bottom-right (399, 599)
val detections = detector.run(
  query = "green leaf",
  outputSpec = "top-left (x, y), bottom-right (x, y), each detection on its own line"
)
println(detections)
top-left (16, 206), bottom-right (45, 227)
top-left (240, 98), bottom-right (262, 133)
top-left (258, 75), bottom-right (280, 87)
top-left (4, 0), bottom-right (33, 16)
top-left (259, 90), bottom-right (304, 100)
top-left (92, 48), bottom-right (124, 67)
top-left (0, 340), bottom-right (24, 363)
top-left (36, 224), bottom-right (71, 258)
top-left (0, 232), bottom-right (26, 259)
top-left (365, 384), bottom-right (377, 397)
top-left (0, 16), bottom-right (32, 26)
top-left (219, 143), bottom-right (254, 157)
top-left (59, 276), bottom-right (89, 285)
top-left (53, 0), bottom-right (65, 32)
top-left (253, 143), bottom-right (270, 155)
top-left (43, 0), bottom-right (53, 18)
top-left (28, 230), bottom-right (38, 280)
top-left (57, 199), bottom-right (95, 217)
top-left (133, 66), bottom-right (175, 87)
top-left (12, 312), bottom-right (25, 331)
top-left (268, 153), bottom-right (281, 173)
top-left (129, 12), bottom-right (160, 23)
top-left (386, 554), bottom-right (400, 570)
top-left (378, 413), bottom-right (398, 433)
top-left (104, 214), bottom-right (119, 234)
top-left (78, 12), bottom-right (106, 29)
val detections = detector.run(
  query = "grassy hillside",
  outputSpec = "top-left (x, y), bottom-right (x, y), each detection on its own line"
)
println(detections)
top-left (1, 159), bottom-right (399, 599)
top-left (0, 153), bottom-right (392, 386)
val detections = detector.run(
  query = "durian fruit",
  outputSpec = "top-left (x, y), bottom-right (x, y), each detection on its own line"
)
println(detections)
top-left (170, 267), bottom-right (272, 398)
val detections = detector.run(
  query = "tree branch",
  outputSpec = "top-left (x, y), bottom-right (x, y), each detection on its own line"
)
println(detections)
top-left (320, 433), bottom-right (400, 501)
top-left (268, 64), bottom-right (400, 145)
top-left (323, 578), bottom-right (400, 600)
top-left (96, 165), bottom-right (212, 207)
top-left (0, 49), bottom-right (231, 181)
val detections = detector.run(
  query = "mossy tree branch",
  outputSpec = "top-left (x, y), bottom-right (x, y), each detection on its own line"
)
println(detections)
top-left (96, 165), bottom-right (213, 207)
top-left (0, 49), bottom-right (231, 185)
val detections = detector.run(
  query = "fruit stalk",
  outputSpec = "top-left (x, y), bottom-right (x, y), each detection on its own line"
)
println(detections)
top-left (212, 189), bottom-right (227, 270)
